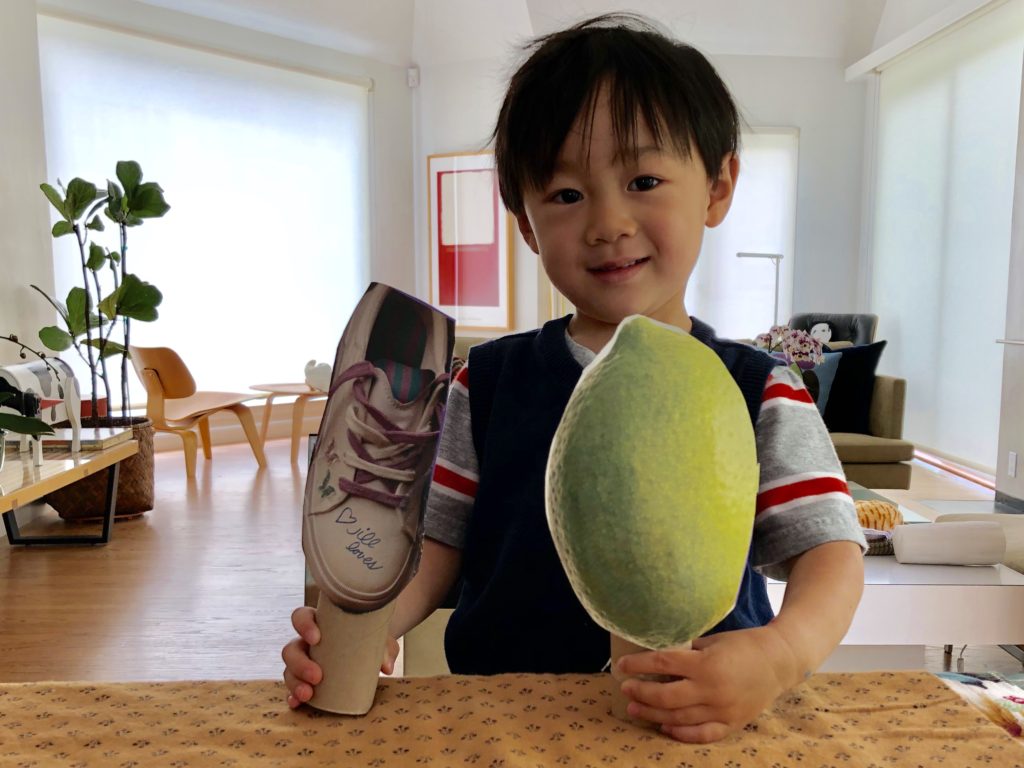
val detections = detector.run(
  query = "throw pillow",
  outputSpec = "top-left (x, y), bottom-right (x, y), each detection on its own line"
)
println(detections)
top-left (802, 351), bottom-right (842, 416)
top-left (823, 341), bottom-right (887, 434)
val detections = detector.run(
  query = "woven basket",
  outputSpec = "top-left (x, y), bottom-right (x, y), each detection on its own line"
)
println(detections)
top-left (46, 417), bottom-right (155, 522)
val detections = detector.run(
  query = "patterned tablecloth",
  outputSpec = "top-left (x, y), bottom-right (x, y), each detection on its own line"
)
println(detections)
top-left (0, 671), bottom-right (1020, 767)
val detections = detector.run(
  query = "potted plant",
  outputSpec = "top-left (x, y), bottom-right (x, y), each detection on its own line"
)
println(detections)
top-left (31, 161), bottom-right (169, 520)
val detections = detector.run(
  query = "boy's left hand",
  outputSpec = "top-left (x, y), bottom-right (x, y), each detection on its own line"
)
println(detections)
top-left (617, 624), bottom-right (801, 744)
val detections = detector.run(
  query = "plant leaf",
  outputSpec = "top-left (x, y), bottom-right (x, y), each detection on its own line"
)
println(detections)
top-left (40, 183), bottom-right (67, 217)
top-left (127, 182), bottom-right (170, 220)
top-left (104, 180), bottom-right (126, 224)
top-left (87, 243), bottom-right (108, 271)
top-left (86, 338), bottom-right (125, 359)
top-left (65, 287), bottom-right (90, 336)
top-left (117, 274), bottom-right (163, 322)
top-left (0, 413), bottom-right (55, 437)
top-left (86, 215), bottom-right (105, 232)
top-left (38, 326), bottom-right (74, 351)
top-left (98, 289), bottom-right (119, 321)
top-left (65, 178), bottom-right (100, 221)
top-left (116, 161), bottom-right (142, 195)
top-left (30, 285), bottom-right (69, 325)
top-left (51, 220), bottom-right (74, 238)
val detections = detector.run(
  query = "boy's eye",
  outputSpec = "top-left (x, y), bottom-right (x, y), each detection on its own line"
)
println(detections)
top-left (628, 176), bottom-right (661, 191)
top-left (550, 188), bottom-right (583, 204)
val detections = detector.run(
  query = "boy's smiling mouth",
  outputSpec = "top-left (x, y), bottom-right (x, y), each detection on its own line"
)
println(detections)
top-left (588, 256), bottom-right (651, 281)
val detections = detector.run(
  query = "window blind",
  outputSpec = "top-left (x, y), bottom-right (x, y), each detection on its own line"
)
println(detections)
top-left (870, 0), bottom-right (1023, 471)
top-left (36, 14), bottom-right (370, 400)
top-left (687, 128), bottom-right (799, 339)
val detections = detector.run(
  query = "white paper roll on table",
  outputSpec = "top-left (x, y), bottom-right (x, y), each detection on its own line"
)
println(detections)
top-left (892, 522), bottom-right (1005, 565)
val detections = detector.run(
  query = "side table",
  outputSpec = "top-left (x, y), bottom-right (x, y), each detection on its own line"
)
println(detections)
top-left (250, 383), bottom-right (327, 463)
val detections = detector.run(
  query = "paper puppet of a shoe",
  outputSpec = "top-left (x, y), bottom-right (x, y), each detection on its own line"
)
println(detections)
top-left (303, 282), bottom-right (454, 715)
top-left (545, 316), bottom-right (759, 724)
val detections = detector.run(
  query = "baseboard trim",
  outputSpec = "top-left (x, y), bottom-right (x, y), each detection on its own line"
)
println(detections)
top-left (914, 450), bottom-right (996, 491)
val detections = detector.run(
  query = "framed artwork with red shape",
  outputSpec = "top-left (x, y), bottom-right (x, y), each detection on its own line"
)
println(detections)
top-left (427, 151), bottom-right (514, 331)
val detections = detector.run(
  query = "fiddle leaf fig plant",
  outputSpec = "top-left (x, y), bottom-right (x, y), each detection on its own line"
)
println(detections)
top-left (34, 161), bottom-right (168, 425)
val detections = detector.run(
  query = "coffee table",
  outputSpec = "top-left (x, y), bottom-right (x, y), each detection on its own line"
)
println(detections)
top-left (1, 439), bottom-right (138, 545)
top-left (766, 484), bottom-right (1024, 670)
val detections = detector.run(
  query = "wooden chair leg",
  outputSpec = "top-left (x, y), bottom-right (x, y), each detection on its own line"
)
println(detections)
top-left (198, 417), bottom-right (213, 460)
top-left (178, 429), bottom-right (198, 479)
top-left (231, 404), bottom-right (267, 468)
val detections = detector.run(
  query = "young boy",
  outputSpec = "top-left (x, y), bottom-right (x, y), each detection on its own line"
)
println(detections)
top-left (283, 13), bottom-right (866, 743)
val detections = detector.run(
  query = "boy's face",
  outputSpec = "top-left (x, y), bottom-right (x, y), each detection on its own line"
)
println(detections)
top-left (515, 90), bottom-right (737, 337)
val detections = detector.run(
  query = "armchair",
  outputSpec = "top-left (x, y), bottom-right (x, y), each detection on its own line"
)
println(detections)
top-left (789, 313), bottom-right (878, 346)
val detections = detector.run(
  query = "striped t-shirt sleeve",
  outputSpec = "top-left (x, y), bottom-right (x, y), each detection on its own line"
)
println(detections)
top-left (421, 360), bottom-right (867, 569)
top-left (751, 366), bottom-right (866, 579)
top-left (422, 364), bottom-right (478, 548)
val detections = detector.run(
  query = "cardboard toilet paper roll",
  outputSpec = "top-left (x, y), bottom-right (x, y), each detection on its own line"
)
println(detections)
top-left (892, 522), bottom-right (1005, 566)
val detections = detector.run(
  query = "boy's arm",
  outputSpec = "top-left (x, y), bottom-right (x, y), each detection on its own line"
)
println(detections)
top-left (389, 537), bottom-right (462, 639)
top-left (764, 539), bottom-right (864, 686)
top-left (616, 366), bottom-right (866, 742)
top-left (389, 359), bottom-right (476, 639)
top-left (616, 540), bottom-right (863, 743)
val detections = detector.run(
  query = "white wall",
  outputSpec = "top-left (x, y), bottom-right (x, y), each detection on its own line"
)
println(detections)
top-left (873, 0), bottom-right (974, 47)
top-left (0, 0), bottom-right (57, 363)
top-left (701, 55), bottom-right (867, 315)
top-left (412, 57), bottom-right (541, 336)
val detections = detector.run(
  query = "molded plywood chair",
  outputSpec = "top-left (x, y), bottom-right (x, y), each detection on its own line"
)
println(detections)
top-left (129, 345), bottom-right (267, 478)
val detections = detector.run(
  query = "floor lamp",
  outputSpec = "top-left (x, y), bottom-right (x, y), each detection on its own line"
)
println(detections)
top-left (736, 252), bottom-right (784, 326)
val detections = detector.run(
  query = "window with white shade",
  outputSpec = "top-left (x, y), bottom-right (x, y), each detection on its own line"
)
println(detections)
top-left (686, 128), bottom-right (799, 339)
top-left (870, 0), bottom-right (1023, 472)
top-left (36, 14), bottom-right (370, 402)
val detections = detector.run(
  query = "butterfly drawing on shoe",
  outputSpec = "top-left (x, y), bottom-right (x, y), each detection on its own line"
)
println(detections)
top-left (318, 469), bottom-right (336, 500)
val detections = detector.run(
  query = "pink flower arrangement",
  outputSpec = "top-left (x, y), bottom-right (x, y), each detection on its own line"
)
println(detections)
top-left (754, 325), bottom-right (824, 370)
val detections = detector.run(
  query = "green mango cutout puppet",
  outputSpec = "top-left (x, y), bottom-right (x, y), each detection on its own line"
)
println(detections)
top-left (546, 315), bottom-right (759, 650)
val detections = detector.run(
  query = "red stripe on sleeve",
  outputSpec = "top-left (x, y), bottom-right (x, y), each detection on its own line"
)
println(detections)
top-left (762, 383), bottom-right (814, 405)
top-left (432, 462), bottom-right (478, 498)
top-left (455, 366), bottom-right (470, 387)
top-left (756, 476), bottom-right (850, 513)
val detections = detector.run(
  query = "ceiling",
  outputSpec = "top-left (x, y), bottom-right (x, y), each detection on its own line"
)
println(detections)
top-left (133, 0), bottom-right (888, 67)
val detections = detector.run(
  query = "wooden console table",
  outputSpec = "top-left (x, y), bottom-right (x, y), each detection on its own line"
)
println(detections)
top-left (0, 439), bottom-right (138, 546)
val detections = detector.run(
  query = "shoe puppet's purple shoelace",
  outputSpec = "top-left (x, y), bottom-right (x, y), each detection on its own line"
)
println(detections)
top-left (330, 360), bottom-right (448, 509)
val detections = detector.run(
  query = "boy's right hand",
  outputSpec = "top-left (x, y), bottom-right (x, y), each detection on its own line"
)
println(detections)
top-left (281, 606), bottom-right (401, 709)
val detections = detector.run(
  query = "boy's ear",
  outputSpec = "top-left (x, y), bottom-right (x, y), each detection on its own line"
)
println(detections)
top-left (705, 153), bottom-right (740, 228)
top-left (515, 212), bottom-right (540, 254)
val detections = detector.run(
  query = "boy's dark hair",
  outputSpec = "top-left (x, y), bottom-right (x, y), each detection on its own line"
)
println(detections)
top-left (493, 13), bottom-right (739, 216)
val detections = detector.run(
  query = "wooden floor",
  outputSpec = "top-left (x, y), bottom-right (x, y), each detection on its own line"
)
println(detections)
top-left (0, 439), bottom-right (307, 683)
top-left (1, 443), bottom-right (1021, 683)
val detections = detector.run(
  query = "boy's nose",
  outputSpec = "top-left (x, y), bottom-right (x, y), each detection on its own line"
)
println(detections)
top-left (585, 201), bottom-right (637, 245)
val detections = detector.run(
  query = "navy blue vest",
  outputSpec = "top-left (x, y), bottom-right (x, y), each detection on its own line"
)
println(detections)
top-left (444, 315), bottom-right (781, 674)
